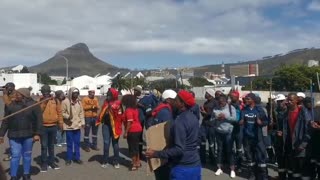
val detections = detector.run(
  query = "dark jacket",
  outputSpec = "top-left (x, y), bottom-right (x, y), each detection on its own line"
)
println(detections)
top-left (146, 102), bottom-right (173, 129)
top-left (201, 98), bottom-right (218, 126)
top-left (155, 110), bottom-right (201, 167)
top-left (282, 106), bottom-right (311, 157)
top-left (0, 98), bottom-right (43, 139)
top-left (190, 104), bottom-right (200, 121)
top-left (241, 105), bottom-right (268, 141)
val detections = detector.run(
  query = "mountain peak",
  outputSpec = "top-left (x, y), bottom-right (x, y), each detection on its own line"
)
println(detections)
top-left (30, 43), bottom-right (125, 76)
top-left (68, 43), bottom-right (89, 52)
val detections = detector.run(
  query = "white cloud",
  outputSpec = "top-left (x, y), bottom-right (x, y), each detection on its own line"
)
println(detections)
top-left (0, 0), bottom-right (318, 67)
top-left (307, 0), bottom-right (320, 11)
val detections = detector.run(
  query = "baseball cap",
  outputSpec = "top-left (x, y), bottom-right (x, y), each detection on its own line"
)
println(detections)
top-left (162, 89), bottom-right (177, 100)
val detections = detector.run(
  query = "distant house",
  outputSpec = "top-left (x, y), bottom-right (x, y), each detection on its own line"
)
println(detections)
top-left (0, 73), bottom-right (39, 95)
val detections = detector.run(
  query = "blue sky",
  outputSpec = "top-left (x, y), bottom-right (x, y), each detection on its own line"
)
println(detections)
top-left (1, 0), bottom-right (320, 69)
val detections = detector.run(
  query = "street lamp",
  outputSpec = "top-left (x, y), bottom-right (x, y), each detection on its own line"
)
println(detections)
top-left (59, 55), bottom-right (69, 85)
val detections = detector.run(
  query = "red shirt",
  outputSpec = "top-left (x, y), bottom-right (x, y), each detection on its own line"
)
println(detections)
top-left (288, 107), bottom-right (301, 139)
top-left (124, 108), bottom-right (142, 133)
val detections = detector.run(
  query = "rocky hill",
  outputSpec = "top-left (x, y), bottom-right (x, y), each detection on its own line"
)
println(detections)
top-left (193, 47), bottom-right (320, 77)
top-left (29, 43), bottom-right (127, 77)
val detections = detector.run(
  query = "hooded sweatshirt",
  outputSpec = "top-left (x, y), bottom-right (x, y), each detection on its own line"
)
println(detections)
top-left (61, 87), bottom-right (85, 130)
top-left (96, 88), bottom-right (123, 139)
top-left (212, 104), bottom-right (237, 134)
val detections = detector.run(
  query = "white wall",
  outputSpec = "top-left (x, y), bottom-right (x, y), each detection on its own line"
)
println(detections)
top-left (0, 73), bottom-right (39, 95)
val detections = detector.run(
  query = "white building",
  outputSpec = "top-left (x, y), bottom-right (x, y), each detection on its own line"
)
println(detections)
top-left (0, 73), bottom-right (39, 95)
top-left (308, 60), bottom-right (319, 67)
top-left (11, 65), bottom-right (24, 72)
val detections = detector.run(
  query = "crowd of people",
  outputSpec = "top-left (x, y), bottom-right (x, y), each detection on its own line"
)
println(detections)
top-left (0, 81), bottom-right (319, 180)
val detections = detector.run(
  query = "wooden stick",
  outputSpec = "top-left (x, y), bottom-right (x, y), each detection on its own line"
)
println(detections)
top-left (0, 98), bottom-right (51, 121)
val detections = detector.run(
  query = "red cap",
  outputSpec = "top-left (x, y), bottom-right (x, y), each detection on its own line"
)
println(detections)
top-left (178, 90), bottom-right (196, 107)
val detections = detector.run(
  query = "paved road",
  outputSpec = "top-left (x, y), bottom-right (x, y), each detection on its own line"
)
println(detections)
top-left (0, 97), bottom-right (277, 180)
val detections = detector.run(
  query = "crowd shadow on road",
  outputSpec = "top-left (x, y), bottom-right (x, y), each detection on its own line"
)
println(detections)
top-left (4, 165), bottom-right (40, 178)
top-left (56, 152), bottom-right (67, 162)
top-left (88, 154), bottom-right (103, 164)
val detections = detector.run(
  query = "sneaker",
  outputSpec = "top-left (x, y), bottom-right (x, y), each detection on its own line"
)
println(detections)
top-left (215, 169), bottom-right (223, 176)
top-left (230, 170), bottom-right (236, 178)
top-left (101, 163), bottom-right (108, 168)
top-left (48, 163), bottom-right (60, 170)
top-left (114, 163), bottom-right (120, 169)
top-left (74, 159), bottom-right (83, 165)
top-left (55, 144), bottom-right (62, 147)
top-left (65, 160), bottom-right (72, 166)
top-left (40, 164), bottom-right (48, 172)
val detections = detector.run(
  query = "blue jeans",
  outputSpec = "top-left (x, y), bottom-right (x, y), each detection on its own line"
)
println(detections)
top-left (102, 124), bottom-right (119, 163)
top-left (41, 126), bottom-right (57, 164)
top-left (66, 130), bottom-right (81, 161)
top-left (170, 166), bottom-right (201, 180)
top-left (9, 137), bottom-right (33, 177)
top-left (84, 117), bottom-right (98, 148)
top-left (56, 129), bottom-right (66, 144)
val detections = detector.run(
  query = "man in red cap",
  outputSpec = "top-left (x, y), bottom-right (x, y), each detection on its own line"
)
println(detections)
top-left (146, 90), bottom-right (201, 180)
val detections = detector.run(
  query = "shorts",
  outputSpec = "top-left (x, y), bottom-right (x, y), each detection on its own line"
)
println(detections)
top-left (127, 132), bottom-right (142, 157)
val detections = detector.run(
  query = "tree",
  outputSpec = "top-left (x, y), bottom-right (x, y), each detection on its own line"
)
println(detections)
top-left (37, 73), bottom-right (58, 85)
top-left (242, 77), bottom-right (270, 91)
top-left (273, 65), bottom-right (315, 92)
top-left (20, 66), bottom-right (30, 73)
top-left (148, 79), bottom-right (190, 93)
top-left (111, 74), bottom-right (130, 93)
top-left (188, 77), bottom-right (213, 87)
top-left (61, 78), bottom-right (66, 85)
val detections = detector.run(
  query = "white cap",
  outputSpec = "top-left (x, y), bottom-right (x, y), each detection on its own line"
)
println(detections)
top-left (275, 94), bottom-right (286, 101)
top-left (205, 88), bottom-right (215, 97)
top-left (88, 85), bottom-right (95, 92)
top-left (297, 92), bottom-right (306, 98)
top-left (162, 89), bottom-right (177, 100)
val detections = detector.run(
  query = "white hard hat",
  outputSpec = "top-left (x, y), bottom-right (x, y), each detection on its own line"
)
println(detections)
top-left (297, 92), bottom-right (306, 98)
top-left (162, 89), bottom-right (177, 100)
top-left (275, 94), bottom-right (286, 101)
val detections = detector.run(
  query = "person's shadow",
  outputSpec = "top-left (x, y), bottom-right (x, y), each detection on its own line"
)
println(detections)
top-left (4, 165), bottom-right (40, 179)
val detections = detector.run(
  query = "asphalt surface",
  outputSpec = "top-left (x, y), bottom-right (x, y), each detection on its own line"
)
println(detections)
top-left (0, 97), bottom-right (277, 180)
